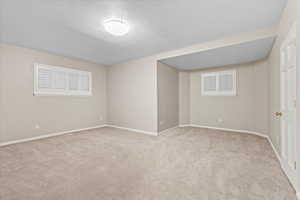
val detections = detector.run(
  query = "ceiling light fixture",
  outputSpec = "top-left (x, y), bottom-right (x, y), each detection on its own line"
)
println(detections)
top-left (104, 18), bottom-right (130, 36)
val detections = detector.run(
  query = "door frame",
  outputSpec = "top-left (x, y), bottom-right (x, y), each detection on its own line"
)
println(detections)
top-left (280, 22), bottom-right (298, 190)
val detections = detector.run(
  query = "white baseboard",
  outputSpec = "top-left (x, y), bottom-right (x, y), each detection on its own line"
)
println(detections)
top-left (2, 123), bottom-right (298, 197)
top-left (106, 124), bottom-right (158, 136)
top-left (180, 125), bottom-right (280, 161)
top-left (180, 124), bottom-right (268, 138)
top-left (179, 124), bottom-right (300, 196)
top-left (0, 124), bottom-right (158, 147)
top-left (179, 124), bottom-right (280, 161)
top-left (178, 124), bottom-right (190, 127)
top-left (0, 125), bottom-right (106, 147)
top-left (268, 136), bottom-right (299, 197)
top-left (158, 126), bottom-right (179, 135)
top-left (267, 136), bottom-right (281, 163)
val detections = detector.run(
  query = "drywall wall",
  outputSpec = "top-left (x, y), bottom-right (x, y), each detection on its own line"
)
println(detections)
top-left (0, 44), bottom-right (107, 143)
top-left (269, 0), bottom-right (297, 153)
top-left (105, 29), bottom-right (276, 134)
top-left (0, 27), bottom-right (277, 141)
top-left (0, 45), bottom-right (3, 142)
top-left (253, 60), bottom-right (270, 134)
top-left (187, 60), bottom-right (269, 135)
top-left (157, 62), bottom-right (179, 132)
top-left (179, 71), bottom-right (190, 125)
top-left (297, 0), bottom-right (300, 195)
top-left (106, 28), bottom-right (276, 134)
top-left (107, 57), bottom-right (158, 133)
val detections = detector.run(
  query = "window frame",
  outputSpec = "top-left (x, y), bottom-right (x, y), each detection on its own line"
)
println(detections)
top-left (33, 63), bottom-right (92, 96)
top-left (201, 69), bottom-right (236, 96)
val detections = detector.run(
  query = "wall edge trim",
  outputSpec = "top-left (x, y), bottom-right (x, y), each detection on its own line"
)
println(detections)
top-left (0, 124), bottom-right (159, 147)
top-left (0, 125), bottom-right (106, 147)
top-left (158, 126), bottom-right (179, 135)
top-left (106, 125), bottom-right (158, 136)
top-left (179, 124), bottom-right (268, 138)
top-left (179, 124), bottom-right (300, 196)
top-left (1, 123), bottom-right (298, 197)
top-left (267, 136), bottom-right (281, 163)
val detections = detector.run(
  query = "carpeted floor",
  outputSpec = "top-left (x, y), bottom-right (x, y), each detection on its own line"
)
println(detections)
top-left (0, 127), bottom-right (297, 200)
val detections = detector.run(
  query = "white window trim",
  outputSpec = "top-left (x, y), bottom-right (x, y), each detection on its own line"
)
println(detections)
top-left (201, 69), bottom-right (236, 96)
top-left (34, 63), bottom-right (92, 96)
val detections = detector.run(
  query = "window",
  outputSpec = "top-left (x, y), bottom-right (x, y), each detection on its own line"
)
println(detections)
top-left (201, 70), bottom-right (236, 96)
top-left (34, 64), bottom-right (92, 96)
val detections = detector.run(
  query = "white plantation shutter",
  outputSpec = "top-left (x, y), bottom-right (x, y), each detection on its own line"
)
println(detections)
top-left (34, 64), bottom-right (92, 96)
top-left (38, 68), bottom-right (52, 89)
top-left (203, 74), bottom-right (217, 92)
top-left (69, 72), bottom-right (80, 91)
top-left (52, 71), bottom-right (67, 89)
top-left (79, 73), bottom-right (90, 91)
top-left (201, 70), bottom-right (236, 96)
top-left (219, 73), bottom-right (233, 91)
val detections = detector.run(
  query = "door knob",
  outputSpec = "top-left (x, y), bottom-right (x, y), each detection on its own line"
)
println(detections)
top-left (275, 112), bottom-right (283, 117)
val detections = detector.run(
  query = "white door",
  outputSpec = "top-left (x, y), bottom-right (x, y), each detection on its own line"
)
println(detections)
top-left (279, 23), bottom-right (297, 188)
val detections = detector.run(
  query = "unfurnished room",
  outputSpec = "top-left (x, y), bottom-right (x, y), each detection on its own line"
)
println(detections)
top-left (0, 0), bottom-right (300, 199)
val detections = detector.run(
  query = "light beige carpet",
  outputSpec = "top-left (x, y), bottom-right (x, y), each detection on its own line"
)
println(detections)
top-left (0, 127), bottom-right (297, 200)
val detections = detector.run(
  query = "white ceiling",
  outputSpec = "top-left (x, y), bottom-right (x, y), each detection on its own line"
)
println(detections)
top-left (0, 0), bottom-right (286, 65)
top-left (159, 37), bottom-right (276, 70)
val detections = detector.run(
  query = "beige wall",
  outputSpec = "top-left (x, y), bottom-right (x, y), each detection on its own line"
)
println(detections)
top-left (297, 0), bottom-right (300, 193)
top-left (179, 71), bottom-right (190, 125)
top-left (0, 45), bottom-right (3, 142)
top-left (253, 61), bottom-right (270, 134)
top-left (182, 60), bottom-right (269, 135)
top-left (0, 44), bottom-right (107, 143)
top-left (107, 57), bottom-right (158, 133)
top-left (105, 28), bottom-right (276, 134)
top-left (268, 0), bottom-right (297, 153)
top-left (157, 62), bottom-right (179, 132)
top-left (0, 22), bottom-right (279, 142)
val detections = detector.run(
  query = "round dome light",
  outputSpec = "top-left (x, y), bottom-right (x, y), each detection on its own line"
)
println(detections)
top-left (104, 19), bottom-right (130, 36)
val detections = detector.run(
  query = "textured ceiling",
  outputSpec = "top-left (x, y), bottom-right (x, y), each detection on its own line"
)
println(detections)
top-left (0, 0), bottom-right (286, 65)
top-left (159, 37), bottom-right (276, 70)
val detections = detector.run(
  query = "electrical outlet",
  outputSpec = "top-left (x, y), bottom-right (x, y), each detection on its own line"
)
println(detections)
top-left (160, 121), bottom-right (164, 125)
top-left (35, 124), bottom-right (40, 129)
top-left (99, 116), bottom-right (103, 121)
